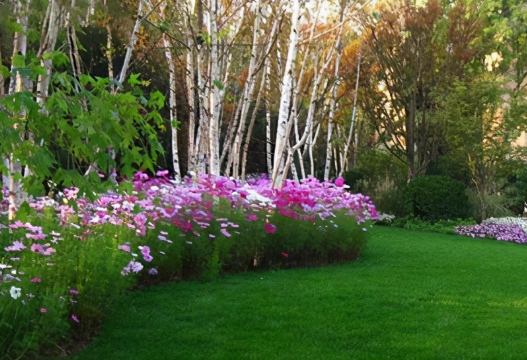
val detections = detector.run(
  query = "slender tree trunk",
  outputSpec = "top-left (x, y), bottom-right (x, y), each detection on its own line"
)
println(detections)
top-left (5, 0), bottom-right (30, 220)
top-left (272, 0), bottom-right (301, 187)
top-left (282, 39), bottom-right (335, 182)
top-left (241, 74), bottom-right (264, 179)
top-left (265, 60), bottom-right (272, 175)
top-left (230, 0), bottom-right (262, 177)
top-left (324, 1), bottom-right (346, 180)
top-left (339, 52), bottom-right (361, 176)
top-left (0, 32), bottom-right (4, 97)
top-left (37, 0), bottom-right (61, 103)
top-left (117, 0), bottom-right (144, 86)
top-left (207, 0), bottom-right (221, 175)
top-left (164, 37), bottom-right (181, 180)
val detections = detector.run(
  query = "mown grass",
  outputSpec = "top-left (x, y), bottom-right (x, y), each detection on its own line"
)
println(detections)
top-left (73, 226), bottom-right (527, 360)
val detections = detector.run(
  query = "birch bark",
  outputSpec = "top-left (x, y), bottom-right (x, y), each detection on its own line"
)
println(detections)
top-left (339, 52), bottom-right (361, 176)
top-left (5, 0), bottom-right (30, 220)
top-left (117, 0), bottom-right (144, 86)
top-left (159, 1), bottom-right (181, 181)
top-left (271, 0), bottom-right (301, 187)
top-left (324, 2), bottom-right (346, 180)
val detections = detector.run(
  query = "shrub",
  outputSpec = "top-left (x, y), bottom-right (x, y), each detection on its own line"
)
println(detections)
top-left (403, 175), bottom-right (468, 222)
top-left (391, 216), bottom-right (476, 234)
top-left (343, 149), bottom-right (407, 216)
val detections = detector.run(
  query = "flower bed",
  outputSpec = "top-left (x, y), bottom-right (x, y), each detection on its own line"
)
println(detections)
top-left (455, 218), bottom-right (527, 244)
top-left (0, 173), bottom-right (377, 359)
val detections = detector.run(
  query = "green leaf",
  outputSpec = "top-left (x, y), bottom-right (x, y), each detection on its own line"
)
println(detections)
top-left (128, 73), bottom-right (142, 86)
top-left (213, 79), bottom-right (224, 90)
top-left (0, 64), bottom-right (9, 78)
top-left (12, 53), bottom-right (25, 68)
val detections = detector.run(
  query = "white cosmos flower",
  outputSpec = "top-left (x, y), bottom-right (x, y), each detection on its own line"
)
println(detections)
top-left (10, 286), bottom-right (22, 299)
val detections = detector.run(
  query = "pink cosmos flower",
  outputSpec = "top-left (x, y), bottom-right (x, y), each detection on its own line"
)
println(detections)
top-left (71, 314), bottom-right (80, 323)
top-left (31, 244), bottom-right (45, 254)
top-left (281, 252), bottom-right (289, 258)
top-left (5, 241), bottom-right (26, 251)
top-left (121, 260), bottom-right (144, 276)
top-left (40, 308), bottom-right (47, 313)
top-left (221, 228), bottom-right (231, 238)
top-left (118, 244), bottom-right (131, 252)
top-left (26, 233), bottom-right (47, 240)
top-left (264, 222), bottom-right (277, 234)
top-left (30, 278), bottom-right (41, 283)
top-left (69, 289), bottom-right (79, 295)
top-left (246, 214), bottom-right (258, 222)
top-left (143, 254), bottom-right (153, 262)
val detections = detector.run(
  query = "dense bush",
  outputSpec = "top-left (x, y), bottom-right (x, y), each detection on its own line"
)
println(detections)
top-left (403, 175), bottom-right (468, 222)
top-left (0, 173), bottom-right (377, 359)
top-left (390, 216), bottom-right (476, 234)
top-left (343, 149), bottom-right (407, 216)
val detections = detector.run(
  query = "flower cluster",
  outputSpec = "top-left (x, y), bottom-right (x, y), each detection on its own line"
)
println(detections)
top-left (482, 217), bottom-right (527, 233)
top-left (2, 173), bottom-right (377, 281)
top-left (455, 223), bottom-right (527, 244)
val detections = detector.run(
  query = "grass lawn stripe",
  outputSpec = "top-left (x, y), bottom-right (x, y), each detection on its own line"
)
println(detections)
top-left (73, 226), bottom-right (527, 360)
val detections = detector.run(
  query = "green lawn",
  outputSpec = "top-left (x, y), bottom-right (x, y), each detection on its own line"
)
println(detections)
top-left (73, 227), bottom-right (527, 360)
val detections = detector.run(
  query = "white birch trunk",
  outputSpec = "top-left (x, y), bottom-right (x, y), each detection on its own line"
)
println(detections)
top-left (282, 40), bottom-right (335, 182)
top-left (207, 0), bottom-right (221, 175)
top-left (161, 19), bottom-right (181, 181)
top-left (37, 0), bottom-right (61, 103)
top-left (5, 0), bottom-right (30, 220)
top-left (324, 3), bottom-right (346, 180)
top-left (117, 0), bottom-right (144, 86)
top-left (265, 59), bottom-right (272, 175)
top-left (339, 52), bottom-right (361, 176)
top-left (241, 74), bottom-right (264, 180)
top-left (271, 0), bottom-right (301, 187)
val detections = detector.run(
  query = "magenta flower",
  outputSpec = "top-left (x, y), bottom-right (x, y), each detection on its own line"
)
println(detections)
top-left (221, 228), bottom-right (231, 238)
top-left (30, 278), bottom-right (41, 283)
top-left (140, 246), bottom-right (153, 262)
top-left (247, 214), bottom-right (258, 222)
top-left (40, 308), bottom-right (47, 313)
top-left (69, 289), bottom-right (79, 295)
top-left (264, 222), bottom-right (277, 234)
top-left (281, 252), bottom-right (289, 258)
top-left (71, 314), bottom-right (80, 323)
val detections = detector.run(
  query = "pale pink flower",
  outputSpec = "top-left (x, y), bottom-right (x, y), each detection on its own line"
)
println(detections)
top-left (5, 241), bottom-right (26, 251)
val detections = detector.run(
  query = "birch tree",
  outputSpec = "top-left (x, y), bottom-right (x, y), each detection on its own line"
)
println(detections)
top-left (271, 0), bottom-right (302, 187)
top-left (5, 0), bottom-right (30, 220)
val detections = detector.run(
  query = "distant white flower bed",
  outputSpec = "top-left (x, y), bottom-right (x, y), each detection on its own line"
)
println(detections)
top-left (482, 217), bottom-right (527, 232)
top-left (376, 213), bottom-right (396, 223)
